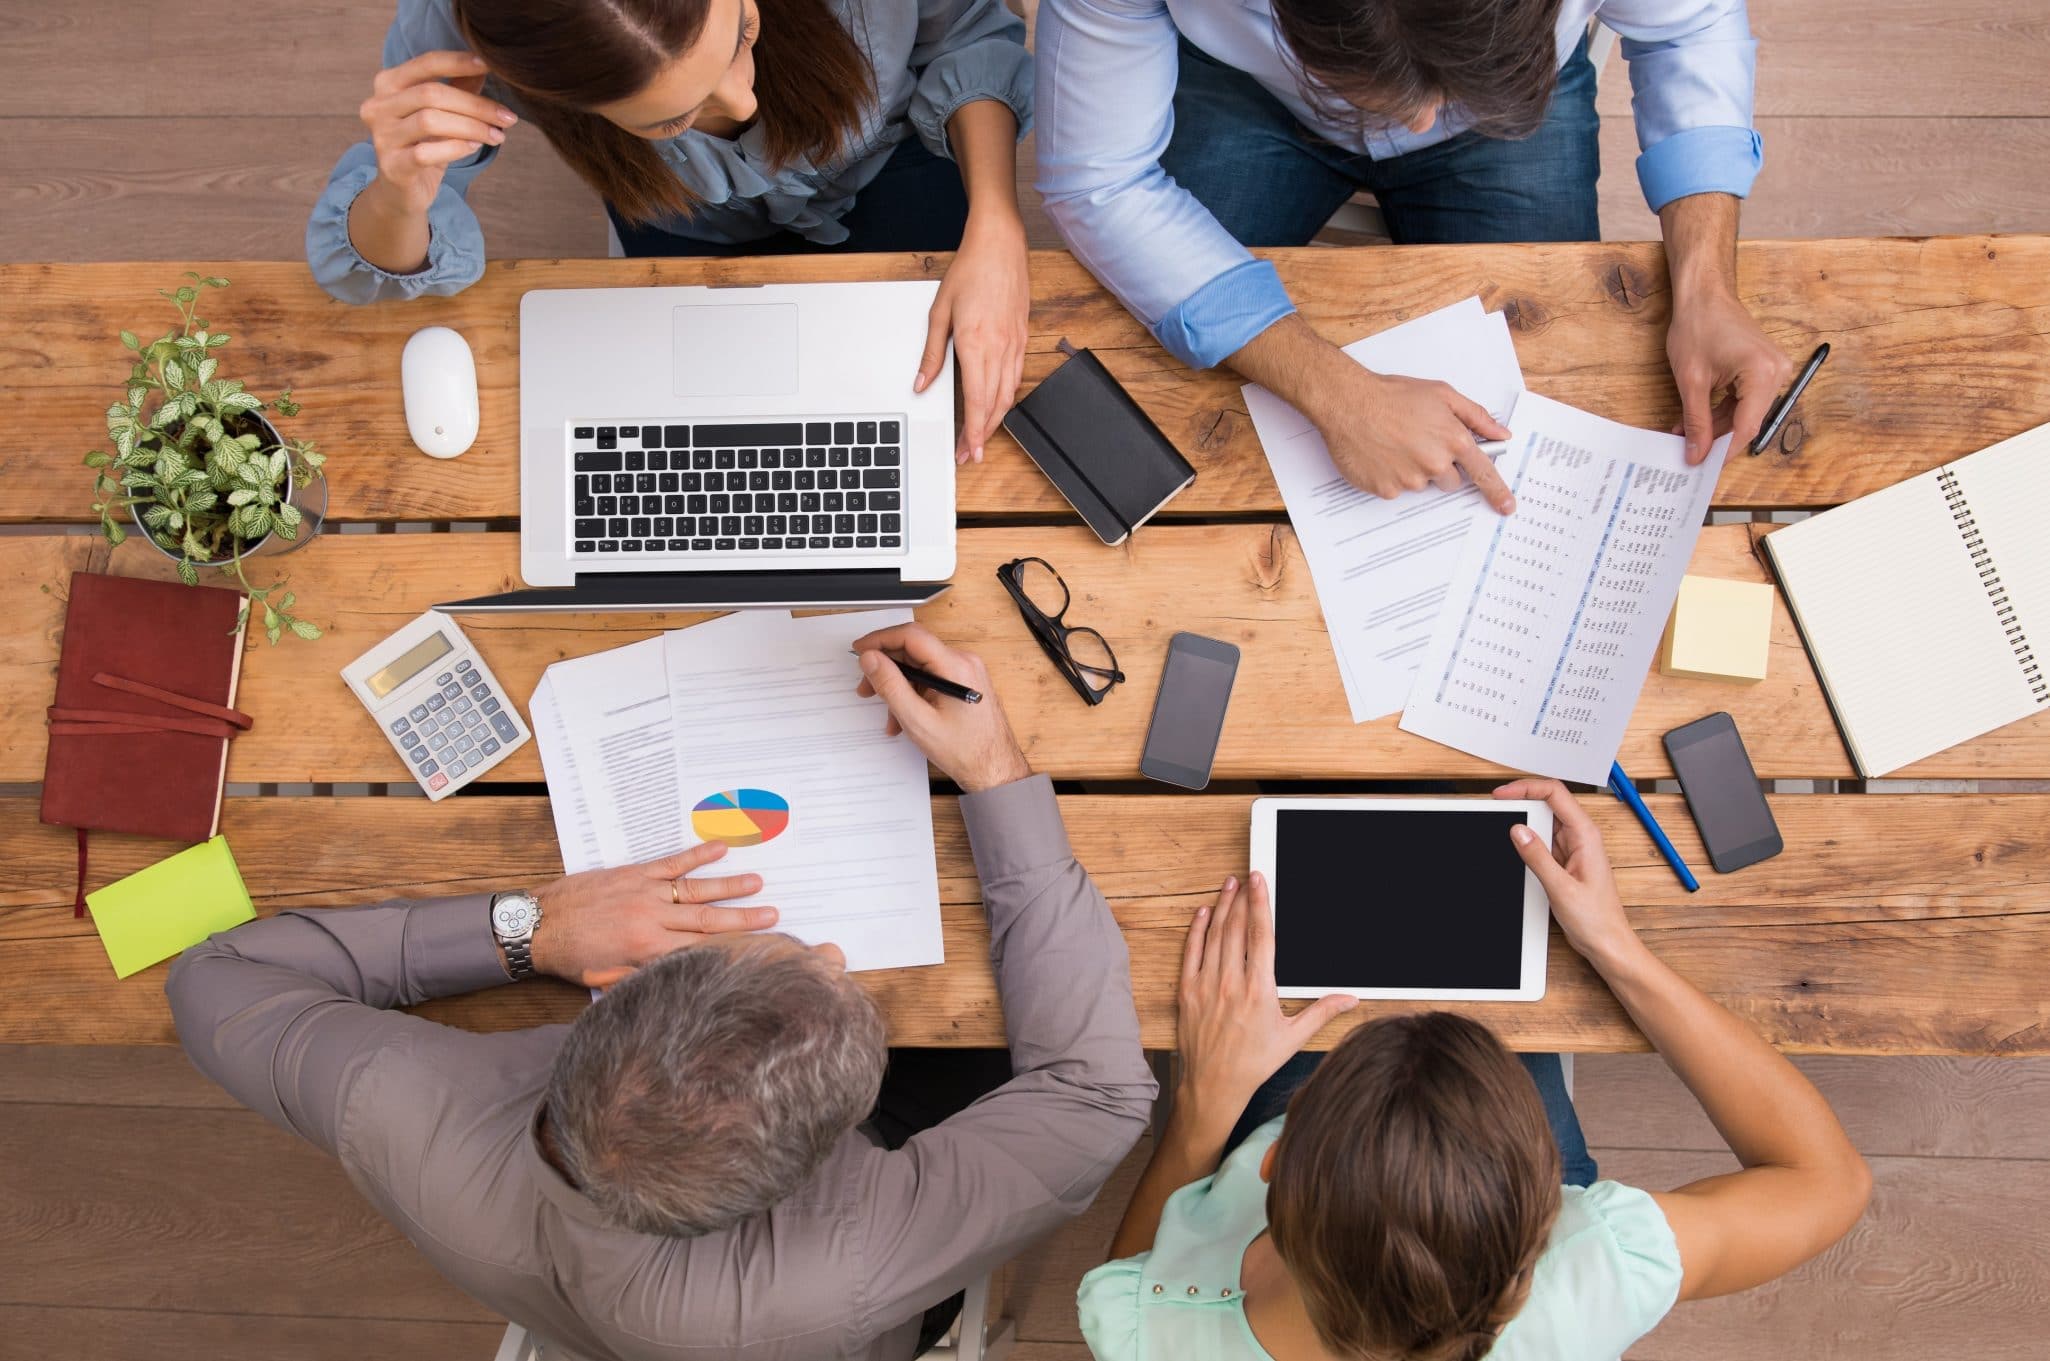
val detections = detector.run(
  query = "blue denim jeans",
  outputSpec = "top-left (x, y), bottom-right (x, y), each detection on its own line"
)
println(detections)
top-left (1225, 1049), bottom-right (1600, 1188)
top-left (1159, 39), bottom-right (1602, 248)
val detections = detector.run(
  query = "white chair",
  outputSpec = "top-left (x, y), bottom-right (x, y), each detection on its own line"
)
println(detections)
top-left (492, 1274), bottom-right (1015, 1361)
top-left (1324, 23), bottom-right (1618, 240)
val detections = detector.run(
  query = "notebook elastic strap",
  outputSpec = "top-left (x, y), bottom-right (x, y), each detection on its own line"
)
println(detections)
top-left (51, 672), bottom-right (252, 916)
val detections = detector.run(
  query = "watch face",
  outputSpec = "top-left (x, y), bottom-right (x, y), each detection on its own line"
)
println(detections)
top-left (494, 898), bottom-right (537, 936)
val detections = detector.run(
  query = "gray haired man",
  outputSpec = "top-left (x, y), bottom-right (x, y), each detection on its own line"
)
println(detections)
top-left (169, 621), bottom-right (1157, 1361)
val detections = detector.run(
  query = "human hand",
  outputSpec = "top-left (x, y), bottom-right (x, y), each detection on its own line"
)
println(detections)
top-left (358, 50), bottom-right (517, 215)
top-left (852, 621), bottom-right (1031, 792)
top-left (1176, 873), bottom-right (1356, 1126)
top-left (1494, 778), bottom-right (1640, 965)
top-left (1311, 363), bottom-right (1517, 512)
top-left (1666, 287), bottom-right (1794, 463)
top-left (916, 212), bottom-right (1029, 463)
top-left (528, 842), bottom-right (777, 989)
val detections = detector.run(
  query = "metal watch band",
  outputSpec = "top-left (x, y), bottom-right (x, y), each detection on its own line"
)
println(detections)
top-left (500, 935), bottom-right (535, 981)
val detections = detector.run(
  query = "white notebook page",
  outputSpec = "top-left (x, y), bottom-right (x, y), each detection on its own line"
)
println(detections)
top-left (1767, 469), bottom-right (2039, 776)
top-left (1948, 422), bottom-right (2050, 711)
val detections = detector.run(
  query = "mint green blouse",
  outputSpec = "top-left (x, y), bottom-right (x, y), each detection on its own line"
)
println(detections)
top-left (1078, 1118), bottom-right (1684, 1361)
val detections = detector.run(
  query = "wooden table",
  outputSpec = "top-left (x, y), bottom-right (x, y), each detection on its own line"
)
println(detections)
top-left (6, 242), bottom-right (2048, 1055)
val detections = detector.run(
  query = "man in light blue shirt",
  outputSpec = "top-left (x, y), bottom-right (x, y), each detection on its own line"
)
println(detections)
top-left (1035, 0), bottom-right (1793, 512)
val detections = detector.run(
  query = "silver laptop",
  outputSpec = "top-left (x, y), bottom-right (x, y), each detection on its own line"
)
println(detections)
top-left (440, 280), bottom-right (955, 612)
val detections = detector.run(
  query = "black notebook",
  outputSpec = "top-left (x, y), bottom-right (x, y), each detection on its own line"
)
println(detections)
top-left (1762, 420), bottom-right (2050, 776)
top-left (1002, 348), bottom-right (1195, 545)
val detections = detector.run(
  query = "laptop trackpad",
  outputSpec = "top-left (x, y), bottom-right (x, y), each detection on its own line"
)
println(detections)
top-left (673, 303), bottom-right (798, 398)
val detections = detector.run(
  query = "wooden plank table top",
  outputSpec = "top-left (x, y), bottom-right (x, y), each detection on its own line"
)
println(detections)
top-left (6, 794), bottom-right (2046, 1055)
top-left (8, 240), bottom-right (2048, 1056)
top-left (4, 237), bottom-right (2048, 527)
top-left (8, 525), bottom-right (2050, 784)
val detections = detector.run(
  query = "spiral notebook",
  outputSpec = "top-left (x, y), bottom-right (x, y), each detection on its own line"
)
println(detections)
top-left (1762, 421), bottom-right (2050, 776)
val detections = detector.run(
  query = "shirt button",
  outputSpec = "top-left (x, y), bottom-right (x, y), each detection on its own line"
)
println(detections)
top-left (1221, 1288), bottom-right (1234, 1298)
top-left (1151, 1285), bottom-right (1163, 1295)
top-left (1186, 1286), bottom-right (1200, 1296)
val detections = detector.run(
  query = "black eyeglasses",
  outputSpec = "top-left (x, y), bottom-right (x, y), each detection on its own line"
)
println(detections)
top-left (997, 557), bottom-right (1126, 705)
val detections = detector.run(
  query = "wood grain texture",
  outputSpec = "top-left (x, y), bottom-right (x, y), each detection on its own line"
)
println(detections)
top-left (0, 1102), bottom-right (497, 1320)
top-left (0, 1310), bottom-right (509, 1361)
top-left (1599, 119), bottom-right (2050, 241)
top-left (1578, 1053), bottom-right (2050, 1160)
top-left (0, 119), bottom-right (604, 265)
top-left (1602, 1151), bottom-right (2050, 1361)
top-left (1594, 0), bottom-right (2050, 119)
top-left (5, 792), bottom-right (2047, 1054)
top-left (0, 1044), bottom-right (239, 1109)
top-left (9, 524), bottom-right (2050, 783)
top-left (6, 240), bottom-right (2049, 524)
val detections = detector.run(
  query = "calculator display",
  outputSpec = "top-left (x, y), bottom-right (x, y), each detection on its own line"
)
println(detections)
top-left (365, 631), bottom-right (453, 699)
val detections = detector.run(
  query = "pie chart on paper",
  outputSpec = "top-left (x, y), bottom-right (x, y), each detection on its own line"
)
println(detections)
top-left (691, 789), bottom-right (791, 847)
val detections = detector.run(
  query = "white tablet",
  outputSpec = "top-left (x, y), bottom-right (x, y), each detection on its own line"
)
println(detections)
top-left (1249, 797), bottom-right (1554, 1002)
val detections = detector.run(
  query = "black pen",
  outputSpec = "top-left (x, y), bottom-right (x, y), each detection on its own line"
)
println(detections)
top-left (1750, 342), bottom-right (1830, 455)
top-left (852, 651), bottom-right (982, 703)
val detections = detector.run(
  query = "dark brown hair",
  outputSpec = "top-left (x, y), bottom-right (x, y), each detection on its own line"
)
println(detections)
top-left (452, 0), bottom-right (874, 224)
top-left (1270, 0), bottom-right (1569, 139)
top-left (1267, 1013), bottom-right (1563, 1361)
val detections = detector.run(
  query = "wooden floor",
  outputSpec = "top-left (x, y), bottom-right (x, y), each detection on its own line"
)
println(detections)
top-left (5, 0), bottom-right (2050, 1357)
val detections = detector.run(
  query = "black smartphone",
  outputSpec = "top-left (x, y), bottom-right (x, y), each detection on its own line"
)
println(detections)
top-left (1139, 632), bottom-right (1241, 790)
top-left (1663, 712), bottom-right (1783, 873)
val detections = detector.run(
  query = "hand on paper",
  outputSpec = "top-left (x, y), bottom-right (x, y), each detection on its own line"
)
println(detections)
top-left (1493, 778), bottom-right (1639, 965)
top-left (1667, 287), bottom-right (1794, 463)
top-left (529, 841), bottom-right (780, 989)
top-left (918, 212), bottom-right (1030, 464)
top-left (1316, 365), bottom-right (1517, 513)
top-left (1174, 873), bottom-right (1356, 1125)
top-left (853, 622), bottom-right (1031, 793)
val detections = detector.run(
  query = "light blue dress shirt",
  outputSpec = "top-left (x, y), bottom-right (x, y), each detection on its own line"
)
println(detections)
top-left (308, 0), bottom-right (1031, 304)
top-left (1035, 0), bottom-right (1761, 368)
top-left (1077, 1118), bottom-right (1687, 1361)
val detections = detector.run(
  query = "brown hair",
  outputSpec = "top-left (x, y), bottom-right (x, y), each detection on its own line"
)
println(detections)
top-left (1267, 1013), bottom-right (1563, 1361)
top-left (451, 0), bottom-right (875, 224)
top-left (1270, 0), bottom-right (1568, 139)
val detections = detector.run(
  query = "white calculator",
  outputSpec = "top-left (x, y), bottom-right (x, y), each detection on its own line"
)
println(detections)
top-left (341, 611), bottom-right (530, 799)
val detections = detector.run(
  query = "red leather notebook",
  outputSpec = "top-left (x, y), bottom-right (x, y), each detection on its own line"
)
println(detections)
top-left (41, 572), bottom-right (251, 845)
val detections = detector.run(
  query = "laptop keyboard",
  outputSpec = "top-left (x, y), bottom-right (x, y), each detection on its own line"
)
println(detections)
top-left (567, 417), bottom-right (906, 556)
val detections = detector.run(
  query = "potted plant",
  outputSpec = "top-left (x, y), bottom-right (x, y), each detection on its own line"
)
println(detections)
top-left (85, 273), bottom-right (326, 644)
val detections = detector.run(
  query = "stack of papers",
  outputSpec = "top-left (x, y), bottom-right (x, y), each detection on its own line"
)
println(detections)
top-left (1246, 299), bottom-right (1729, 782)
top-left (529, 609), bottom-right (943, 972)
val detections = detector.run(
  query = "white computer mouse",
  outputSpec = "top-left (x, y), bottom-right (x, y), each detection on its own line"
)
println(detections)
top-left (401, 326), bottom-right (479, 459)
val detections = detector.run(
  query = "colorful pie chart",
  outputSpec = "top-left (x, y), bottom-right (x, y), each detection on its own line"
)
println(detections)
top-left (691, 789), bottom-right (791, 847)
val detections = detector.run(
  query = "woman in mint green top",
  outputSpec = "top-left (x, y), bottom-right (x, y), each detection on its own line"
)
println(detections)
top-left (1082, 779), bottom-right (1874, 1361)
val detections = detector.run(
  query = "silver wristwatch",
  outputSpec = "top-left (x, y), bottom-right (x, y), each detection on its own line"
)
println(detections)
top-left (489, 891), bottom-right (544, 981)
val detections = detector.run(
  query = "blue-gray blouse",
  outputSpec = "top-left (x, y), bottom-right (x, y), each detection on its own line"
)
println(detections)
top-left (307, 0), bottom-right (1032, 303)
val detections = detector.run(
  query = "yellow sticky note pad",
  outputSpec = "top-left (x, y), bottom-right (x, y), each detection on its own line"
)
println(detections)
top-left (1660, 575), bottom-right (1775, 684)
top-left (87, 835), bottom-right (256, 979)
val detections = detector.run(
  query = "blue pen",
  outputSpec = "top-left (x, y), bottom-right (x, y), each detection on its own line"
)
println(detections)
top-left (1606, 761), bottom-right (1699, 892)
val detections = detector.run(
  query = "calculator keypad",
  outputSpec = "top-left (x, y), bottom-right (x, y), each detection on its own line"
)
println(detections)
top-left (373, 648), bottom-right (521, 799)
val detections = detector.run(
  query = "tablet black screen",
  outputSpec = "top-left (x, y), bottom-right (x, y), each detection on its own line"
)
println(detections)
top-left (1273, 809), bottom-right (1529, 990)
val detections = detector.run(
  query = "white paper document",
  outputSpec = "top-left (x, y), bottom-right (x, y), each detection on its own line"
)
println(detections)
top-left (526, 609), bottom-right (943, 973)
top-left (1244, 298), bottom-right (1526, 720)
top-left (1399, 392), bottom-right (1730, 783)
top-left (662, 609), bottom-right (943, 972)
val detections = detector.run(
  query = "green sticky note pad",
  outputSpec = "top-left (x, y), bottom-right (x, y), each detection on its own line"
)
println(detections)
top-left (87, 835), bottom-right (257, 979)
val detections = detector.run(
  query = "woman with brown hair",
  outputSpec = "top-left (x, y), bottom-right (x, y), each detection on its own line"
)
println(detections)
top-left (1082, 778), bottom-right (1872, 1361)
top-left (308, 0), bottom-right (1032, 459)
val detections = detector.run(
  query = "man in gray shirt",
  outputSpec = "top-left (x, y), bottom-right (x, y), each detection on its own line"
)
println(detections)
top-left (169, 622), bottom-right (1156, 1361)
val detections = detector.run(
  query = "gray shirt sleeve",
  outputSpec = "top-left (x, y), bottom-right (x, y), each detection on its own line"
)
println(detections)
top-left (852, 774), bottom-right (1157, 1337)
top-left (905, 0), bottom-right (1034, 158)
top-left (304, 0), bottom-right (497, 304)
top-left (166, 896), bottom-right (511, 1154)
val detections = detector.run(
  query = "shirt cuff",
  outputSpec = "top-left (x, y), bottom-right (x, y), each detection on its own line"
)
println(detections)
top-left (1152, 259), bottom-right (1297, 370)
top-left (958, 773), bottom-right (1072, 879)
top-left (1636, 125), bottom-right (1764, 213)
top-left (909, 46), bottom-right (1035, 160)
top-left (305, 161), bottom-right (487, 305)
top-left (398, 893), bottom-right (513, 995)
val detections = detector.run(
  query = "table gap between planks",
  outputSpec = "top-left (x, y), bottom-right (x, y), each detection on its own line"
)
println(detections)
top-left (4, 243), bottom-right (2047, 1055)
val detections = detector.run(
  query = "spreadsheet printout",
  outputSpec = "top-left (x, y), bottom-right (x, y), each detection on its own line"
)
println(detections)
top-left (1400, 393), bottom-right (1730, 783)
